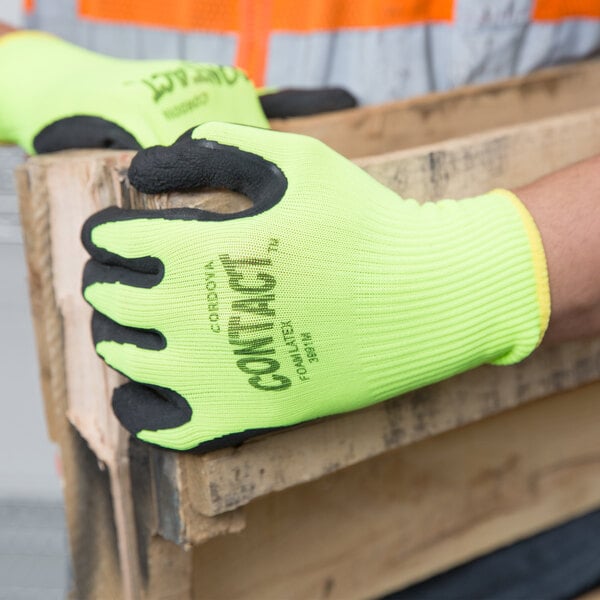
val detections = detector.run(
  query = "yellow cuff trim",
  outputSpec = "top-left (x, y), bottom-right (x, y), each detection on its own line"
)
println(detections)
top-left (493, 188), bottom-right (551, 346)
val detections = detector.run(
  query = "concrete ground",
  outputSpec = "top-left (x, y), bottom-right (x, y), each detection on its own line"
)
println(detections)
top-left (0, 499), bottom-right (67, 599)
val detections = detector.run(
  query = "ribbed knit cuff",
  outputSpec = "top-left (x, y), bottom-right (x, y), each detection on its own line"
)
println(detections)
top-left (493, 188), bottom-right (551, 354)
top-left (356, 189), bottom-right (550, 402)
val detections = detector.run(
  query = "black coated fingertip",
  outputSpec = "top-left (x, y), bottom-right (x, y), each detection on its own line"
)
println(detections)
top-left (260, 88), bottom-right (358, 119)
top-left (128, 134), bottom-right (288, 216)
top-left (127, 137), bottom-right (206, 194)
top-left (82, 257), bottom-right (163, 291)
top-left (112, 383), bottom-right (192, 435)
top-left (91, 311), bottom-right (166, 351)
top-left (82, 260), bottom-right (100, 297)
top-left (113, 379), bottom-right (292, 452)
top-left (127, 141), bottom-right (183, 195)
top-left (33, 116), bottom-right (142, 153)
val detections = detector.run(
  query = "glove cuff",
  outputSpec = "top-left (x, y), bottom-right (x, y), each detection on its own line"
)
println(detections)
top-left (353, 188), bottom-right (550, 405)
top-left (489, 188), bottom-right (551, 357)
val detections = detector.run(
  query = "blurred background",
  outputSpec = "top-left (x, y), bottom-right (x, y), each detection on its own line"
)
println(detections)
top-left (0, 2), bottom-right (68, 598)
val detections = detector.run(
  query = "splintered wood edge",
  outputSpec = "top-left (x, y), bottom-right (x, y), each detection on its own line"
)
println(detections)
top-left (15, 161), bottom-right (75, 444)
top-left (149, 450), bottom-right (245, 547)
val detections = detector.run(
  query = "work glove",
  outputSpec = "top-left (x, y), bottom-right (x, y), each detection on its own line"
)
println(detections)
top-left (0, 31), bottom-right (268, 154)
top-left (81, 123), bottom-right (550, 452)
top-left (0, 31), bottom-right (357, 155)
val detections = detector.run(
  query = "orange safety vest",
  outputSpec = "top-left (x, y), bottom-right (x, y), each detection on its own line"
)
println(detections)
top-left (24, 0), bottom-right (600, 103)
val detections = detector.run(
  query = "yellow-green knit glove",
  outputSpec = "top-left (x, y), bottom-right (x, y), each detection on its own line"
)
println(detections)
top-left (82, 123), bottom-right (550, 452)
top-left (0, 31), bottom-right (268, 154)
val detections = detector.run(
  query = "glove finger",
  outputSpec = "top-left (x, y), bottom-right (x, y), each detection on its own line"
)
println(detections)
top-left (259, 87), bottom-right (357, 119)
top-left (112, 382), bottom-right (192, 436)
top-left (82, 206), bottom-right (168, 273)
top-left (95, 338), bottom-right (164, 384)
top-left (34, 115), bottom-right (141, 153)
top-left (83, 277), bottom-right (160, 332)
top-left (113, 380), bottom-right (284, 452)
top-left (92, 311), bottom-right (165, 352)
top-left (83, 259), bottom-right (162, 292)
top-left (128, 124), bottom-right (288, 219)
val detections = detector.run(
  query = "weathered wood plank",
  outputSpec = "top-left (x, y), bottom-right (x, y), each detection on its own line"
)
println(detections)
top-left (16, 152), bottom-right (143, 599)
top-left (190, 382), bottom-right (600, 600)
top-left (272, 58), bottom-right (600, 158)
top-left (16, 149), bottom-right (206, 596)
top-left (357, 106), bottom-right (600, 199)
top-left (17, 103), bottom-right (600, 543)
top-left (17, 151), bottom-right (132, 460)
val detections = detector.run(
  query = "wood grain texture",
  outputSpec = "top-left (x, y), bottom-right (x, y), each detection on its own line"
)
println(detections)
top-left (128, 440), bottom-right (194, 600)
top-left (18, 150), bottom-right (133, 461)
top-left (17, 151), bottom-right (144, 599)
top-left (190, 382), bottom-right (600, 600)
top-left (16, 60), bottom-right (600, 598)
top-left (63, 425), bottom-right (124, 600)
top-left (272, 58), bottom-right (600, 158)
top-left (17, 102), bottom-right (600, 545)
top-left (17, 152), bottom-right (239, 597)
top-left (357, 105), bottom-right (600, 199)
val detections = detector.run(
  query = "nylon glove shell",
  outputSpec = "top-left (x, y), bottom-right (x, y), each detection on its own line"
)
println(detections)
top-left (0, 31), bottom-right (268, 154)
top-left (82, 123), bottom-right (550, 452)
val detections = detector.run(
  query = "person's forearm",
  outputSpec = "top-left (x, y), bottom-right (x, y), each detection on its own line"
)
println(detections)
top-left (515, 154), bottom-right (600, 345)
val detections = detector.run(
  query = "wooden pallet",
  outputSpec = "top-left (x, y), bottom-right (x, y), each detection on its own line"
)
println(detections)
top-left (16, 59), bottom-right (600, 599)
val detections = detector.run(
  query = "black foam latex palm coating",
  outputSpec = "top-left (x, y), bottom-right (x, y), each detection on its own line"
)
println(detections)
top-left (33, 115), bottom-right (141, 153)
top-left (259, 88), bottom-right (358, 119)
top-left (113, 382), bottom-right (285, 453)
top-left (81, 208), bottom-right (166, 325)
top-left (92, 311), bottom-right (166, 352)
top-left (82, 256), bottom-right (164, 292)
top-left (127, 131), bottom-right (288, 219)
top-left (112, 382), bottom-right (193, 435)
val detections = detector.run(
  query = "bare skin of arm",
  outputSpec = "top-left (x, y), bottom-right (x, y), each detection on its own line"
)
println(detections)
top-left (515, 155), bottom-right (600, 345)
